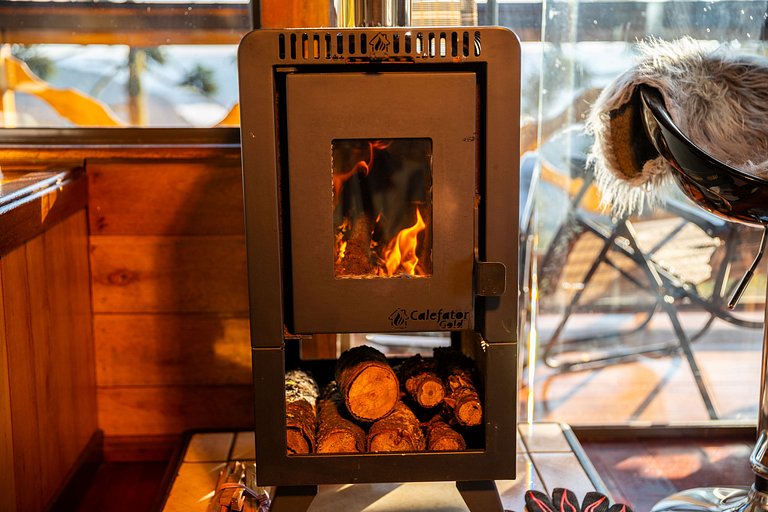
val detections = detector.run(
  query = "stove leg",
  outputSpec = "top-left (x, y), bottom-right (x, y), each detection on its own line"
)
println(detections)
top-left (269, 485), bottom-right (318, 512)
top-left (456, 480), bottom-right (505, 512)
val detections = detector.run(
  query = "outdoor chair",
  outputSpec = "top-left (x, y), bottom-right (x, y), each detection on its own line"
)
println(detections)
top-left (526, 126), bottom-right (763, 420)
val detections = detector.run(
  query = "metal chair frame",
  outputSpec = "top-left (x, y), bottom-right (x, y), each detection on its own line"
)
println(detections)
top-left (536, 156), bottom-right (762, 420)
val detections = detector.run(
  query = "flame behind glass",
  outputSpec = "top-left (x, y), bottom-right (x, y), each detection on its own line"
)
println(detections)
top-left (332, 138), bottom-right (433, 279)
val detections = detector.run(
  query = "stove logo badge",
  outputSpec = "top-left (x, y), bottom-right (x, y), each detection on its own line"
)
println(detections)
top-left (388, 308), bottom-right (470, 329)
top-left (369, 32), bottom-right (391, 58)
top-left (389, 308), bottom-right (409, 329)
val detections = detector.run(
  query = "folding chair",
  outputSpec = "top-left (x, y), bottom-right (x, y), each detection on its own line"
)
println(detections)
top-left (531, 127), bottom-right (763, 420)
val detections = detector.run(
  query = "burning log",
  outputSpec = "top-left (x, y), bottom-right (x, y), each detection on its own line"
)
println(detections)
top-left (367, 401), bottom-right (426, 452)
top-left (398, 354), bottom-right (445, 409)
top-left (335, 214), bottom-right (374, 276)
top-left (424, 416), bottom-right (466, 451)
top-left (434, 348), bottom-right (483, 427)
top-left (316, 382), bottom-right (366, 454)
top-left (285, 370), bottom-right (319, 454)
top-left (335, 345), bottom-right (399, 423)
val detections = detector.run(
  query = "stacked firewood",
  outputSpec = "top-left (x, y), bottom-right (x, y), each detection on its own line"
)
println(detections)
top-left (284, 345), bottom-right (483, 454)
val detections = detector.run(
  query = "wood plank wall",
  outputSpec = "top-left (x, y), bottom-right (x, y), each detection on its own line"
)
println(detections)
top-left (87, 158), bottom-right (257, 442)
top-left (0, 212), bottom-right (97, 511)
top-left (88, 0), bottom-right (331, 446)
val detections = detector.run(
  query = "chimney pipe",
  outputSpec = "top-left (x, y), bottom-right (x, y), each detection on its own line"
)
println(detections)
top-left (333, 0), bottom-right (411, 28)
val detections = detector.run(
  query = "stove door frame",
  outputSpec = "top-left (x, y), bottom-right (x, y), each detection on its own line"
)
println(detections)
top-left (286, 71), bottom-right (477, 334)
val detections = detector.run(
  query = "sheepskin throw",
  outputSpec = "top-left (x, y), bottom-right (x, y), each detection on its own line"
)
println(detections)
top-left (586, 37), bottom-right (768, 215)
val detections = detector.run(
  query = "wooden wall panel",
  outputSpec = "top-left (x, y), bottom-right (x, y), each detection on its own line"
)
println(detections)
top-left (95, 315), bottom-right (251, 386)
top-left (0, 270), bottom-right (17, 512)
top-left (44, 214), bottom-right (98, 453)
top-left (88, 158), bottom-right (255, 439)
top-left (98, 386), bottom-right (254, 437)
top-left (90, 236), bottom-right (248, 314)
top-left (2, 245), bottom-right (46, 512)
top-left (88, 161), bottom-right (244, 236)
top-left (0, 212), bottom-right (97, 511)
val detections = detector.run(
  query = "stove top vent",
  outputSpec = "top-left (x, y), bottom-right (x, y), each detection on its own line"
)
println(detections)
top-left (276, 29), bottom-right (482, 62)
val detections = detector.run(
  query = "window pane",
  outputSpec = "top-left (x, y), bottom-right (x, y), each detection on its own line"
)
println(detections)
top-left (0, 1), bottom-right (248, 127)
top-left (508, 0), bottom-right (768, 426)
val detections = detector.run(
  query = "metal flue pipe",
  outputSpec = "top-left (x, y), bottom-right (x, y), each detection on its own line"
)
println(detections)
top-left (333, 0), bottom-right (411, 27)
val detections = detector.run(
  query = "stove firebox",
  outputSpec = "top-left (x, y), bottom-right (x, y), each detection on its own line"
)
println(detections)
top-left (239, 26), bottom-right (520, 512)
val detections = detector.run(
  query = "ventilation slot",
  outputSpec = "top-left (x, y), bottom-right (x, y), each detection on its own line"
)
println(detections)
top-left (451, 32), bottom-right (458, 57)
top-left (405, 33), bottom-right (412, 53)
top-left (474, 30), bottom-right (482, 56)
top-left (290, 33), bottom-right (297, 59)
top-left (360, 33), bottom-right (367, 54)
top-left (313, 35), bottom-right (320, 59)
top-left (278, 33), bottom-right (286, 59)
top-left (348, 34), bottom-right (356, 54)
top-left (324, 33), bottom-right (331, 59)
top-left (336, 33), bottom-right (344, 54)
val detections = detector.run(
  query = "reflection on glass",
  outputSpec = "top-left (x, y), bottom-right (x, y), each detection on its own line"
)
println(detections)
top-left (3, 44), bottom-right (238, 127)
top-left (332, 138), bottom-right (433, 279)
top-left (509, 0), bottom-right (768, 425)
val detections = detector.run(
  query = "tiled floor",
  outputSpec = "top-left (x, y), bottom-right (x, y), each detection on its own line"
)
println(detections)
top-left (161, 424), bottom-right (608, 512)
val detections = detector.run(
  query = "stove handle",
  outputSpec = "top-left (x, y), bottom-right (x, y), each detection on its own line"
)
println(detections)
top-left (474, 261), bottom-right (506, 296)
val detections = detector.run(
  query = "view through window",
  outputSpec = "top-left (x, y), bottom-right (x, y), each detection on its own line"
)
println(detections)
top-left (501, 0), bottom-right (768, 425)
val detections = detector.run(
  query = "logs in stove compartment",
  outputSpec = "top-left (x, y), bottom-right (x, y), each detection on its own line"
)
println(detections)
top-left (283, 345), bottom-right (483, 455)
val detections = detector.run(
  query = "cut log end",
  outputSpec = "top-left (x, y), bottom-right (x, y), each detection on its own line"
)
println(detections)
top-left (346, 364), bottom-right (399, 422)
top-left (413, 378), bottom-right (446, 408)
top-left (456, 401), bottom-right (483, 427)
top-left (426, 420), bottom-right (467, 452)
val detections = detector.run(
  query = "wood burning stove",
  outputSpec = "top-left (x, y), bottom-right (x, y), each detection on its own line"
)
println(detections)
top-left (238, 22), bottom-right (520, 512)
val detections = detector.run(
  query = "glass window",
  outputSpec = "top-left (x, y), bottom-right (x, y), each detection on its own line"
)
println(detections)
top-left (0, 0), bottom-right (249, 127)
top-left (333, 138), bottom-right (433, 279)
top-left (507, 0), bottom-right (768, 426)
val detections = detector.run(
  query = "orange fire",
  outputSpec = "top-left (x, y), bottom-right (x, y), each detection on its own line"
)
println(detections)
top-left (334, 217), bottom-right (351, 265)
top-left (379, 208), bottom-right (427, 277)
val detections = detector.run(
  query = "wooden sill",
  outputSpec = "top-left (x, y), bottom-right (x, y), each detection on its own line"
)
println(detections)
top-left (0, 128), bottom-right (241, 163)
top-left (0, 167), bottom-right (87, 256)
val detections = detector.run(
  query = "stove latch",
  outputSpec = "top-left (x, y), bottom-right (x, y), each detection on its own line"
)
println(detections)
top-left (475, 261), bottom-right (506, 296)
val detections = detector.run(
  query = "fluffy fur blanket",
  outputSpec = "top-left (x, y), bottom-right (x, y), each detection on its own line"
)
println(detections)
top-left (586, 37), bottom-right (768, 215)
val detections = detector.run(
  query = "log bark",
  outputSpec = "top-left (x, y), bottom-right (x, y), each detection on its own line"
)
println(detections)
top-left (335, 345), bottom-right (399, 422)
top-left (398, 354), bottom-right (445, 409)
top-left (434, 348), bottom-right (483, 427)
top-left (424, 416), bottom-right (466, 451)
top-left (335, 214), bottom-right (374, 276)
top-left (316, 382), bottom-right (367, 454)
top-left (285, 369), bottom-right (319, 454)
top-left (367, 401), bottom-right (426, 452)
